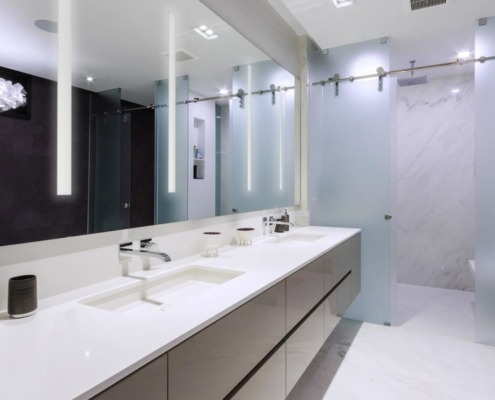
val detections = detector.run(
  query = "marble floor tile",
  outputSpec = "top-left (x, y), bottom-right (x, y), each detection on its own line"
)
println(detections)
top-left (291, 284), bottom-right (495, 400)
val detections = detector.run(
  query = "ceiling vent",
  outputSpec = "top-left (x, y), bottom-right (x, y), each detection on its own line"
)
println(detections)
top-left (165, 49), bottom-right (197, 62)
top-left (175, 49), bottom-right (197, 62)
top-left (410, 0), bottom-right (447, 11)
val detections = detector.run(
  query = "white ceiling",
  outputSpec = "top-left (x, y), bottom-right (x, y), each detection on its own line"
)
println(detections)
top-left (3, 0), bottom-right (495, 104)
top-left (269, 0), bottom-right (495, 78)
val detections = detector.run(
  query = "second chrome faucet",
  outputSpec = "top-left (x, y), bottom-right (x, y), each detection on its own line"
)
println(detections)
top-left (119, 239), bottom-right (172, 263)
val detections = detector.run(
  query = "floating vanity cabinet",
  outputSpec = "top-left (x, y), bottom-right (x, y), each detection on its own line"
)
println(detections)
top-left (168, 281), bottom-right (286, 400)
top-left (91, 354), bottom-right (167, 400)
top-left (232, 345), bottom-right (286, 400)
top-left (92, 234), bottom-right (361, 400)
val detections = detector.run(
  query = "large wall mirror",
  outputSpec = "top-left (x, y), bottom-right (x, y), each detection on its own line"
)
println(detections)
top-left (0, 0), bottom-right (297, 247)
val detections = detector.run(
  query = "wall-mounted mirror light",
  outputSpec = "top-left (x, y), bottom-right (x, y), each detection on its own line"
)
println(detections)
top-left (168, 11), bottom-right (176, 194)
top-left (246, 64), bottom-right (252, 192)
top-left (57, 0), bottom-right (72, 196)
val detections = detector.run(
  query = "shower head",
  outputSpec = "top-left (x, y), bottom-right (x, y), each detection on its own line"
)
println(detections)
top-left (398, 75), bottom-right (428, 86)
top-left (397, 60), bottom-right (428, 87)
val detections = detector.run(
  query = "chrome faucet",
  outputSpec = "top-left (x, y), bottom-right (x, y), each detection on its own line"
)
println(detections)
top-left (263, 216), bottom-right (294, 235)
top-left (119, 239), bottom-right (172, 263)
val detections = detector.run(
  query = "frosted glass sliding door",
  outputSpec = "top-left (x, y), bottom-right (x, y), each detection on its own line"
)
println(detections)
top-left (308, 39), bottom-right (396, 325)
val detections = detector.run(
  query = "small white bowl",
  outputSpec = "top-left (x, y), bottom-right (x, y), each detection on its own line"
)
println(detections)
top-left (236, 227), bottom-right (254, 246)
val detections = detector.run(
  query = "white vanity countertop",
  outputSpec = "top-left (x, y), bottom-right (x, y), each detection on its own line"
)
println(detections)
top-left (0, 226), bottom-right (360, 400)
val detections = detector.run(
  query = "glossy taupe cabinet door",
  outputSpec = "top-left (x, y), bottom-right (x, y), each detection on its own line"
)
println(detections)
top-left (286, 302), bottom-right (325, 394)
top-left (232, 345), bottom-right (286, 400)
top-left (322, 241), bottom-right (351, 292)
top-left (92, 354), bottom-right (167, 400)
top-left (324, 276), bottom-right (353, 337)
top-left (286, 257), bottom-right (325, 331)
top-left (168, 281), bottom-right (286, 400)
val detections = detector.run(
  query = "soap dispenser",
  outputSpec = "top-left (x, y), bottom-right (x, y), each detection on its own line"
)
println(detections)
top-left (275, 209), bottom-right (289, 232)
top-left (282, 209), bottom-right (290, 231)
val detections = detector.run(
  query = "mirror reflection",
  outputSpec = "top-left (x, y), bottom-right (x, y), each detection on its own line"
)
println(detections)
top-left (0, 0), bottom-right (296, 246)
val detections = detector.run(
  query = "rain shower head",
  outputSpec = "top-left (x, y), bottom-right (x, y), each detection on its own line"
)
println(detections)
top-left (398, 75), bottom-right (428, 86)
top-left (397, 60), bottom-right (428, 87)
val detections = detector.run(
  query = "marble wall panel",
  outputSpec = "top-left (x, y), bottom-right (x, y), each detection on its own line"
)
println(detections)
top-left (397, 74), bottom-right (475, 291)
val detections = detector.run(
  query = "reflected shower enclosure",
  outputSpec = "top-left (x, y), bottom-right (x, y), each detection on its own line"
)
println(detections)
top-left (88, 88), bottom-right (155, 234)
top-left (230, 60), bottom-right (296, 213)
top-left (88, 88), bottom-right (130, 234)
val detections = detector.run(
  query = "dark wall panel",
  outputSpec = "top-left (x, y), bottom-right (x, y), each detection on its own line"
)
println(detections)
top-left (0, 72), bottom-right (90, 246)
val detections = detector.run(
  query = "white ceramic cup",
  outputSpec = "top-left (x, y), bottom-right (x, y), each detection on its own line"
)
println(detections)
top-left (203, 232), bottom-right (222, 257)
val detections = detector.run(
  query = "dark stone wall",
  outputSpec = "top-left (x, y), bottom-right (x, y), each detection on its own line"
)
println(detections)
top-left (0, 73), bottom-right (90, 246)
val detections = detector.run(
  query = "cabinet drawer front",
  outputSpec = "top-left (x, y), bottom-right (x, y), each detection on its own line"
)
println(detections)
top-left (92, 354), bottom-right (167, 400)
top-left (232, 345), bottom-right (286, 400)
top-left (323, 241), bottom-right (352, 294)
top-left (168, 281), bottom-right (286, 400)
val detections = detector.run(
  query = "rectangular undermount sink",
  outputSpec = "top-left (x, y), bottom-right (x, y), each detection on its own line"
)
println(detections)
top-left (267, 232), bottom-right (326, 244)
top-left (81, 265), bottom-right (244, 318)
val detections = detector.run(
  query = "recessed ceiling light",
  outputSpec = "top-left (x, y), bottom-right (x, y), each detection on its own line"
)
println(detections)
top-left (457, 51), bottom-right (471, 60)
top-left (85, 76), bottom-right (94, 82)
top-left (34, 19), bottom-right (58, 33)
top-left (451, 89), bottom-right (460, 93)
top-left (332, 0), bottom-right (355, 8)
top-left (219, 89), bottom-right (229, 95)
top-left (194, 25), bottom-right (218, 40)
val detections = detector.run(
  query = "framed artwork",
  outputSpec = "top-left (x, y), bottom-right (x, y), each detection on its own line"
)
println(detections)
top-left (0, 66), bottom-right (31, 120)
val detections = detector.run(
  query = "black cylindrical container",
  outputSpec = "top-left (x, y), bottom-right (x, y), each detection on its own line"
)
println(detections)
top-left (8, 275), bottom-right (37, 318)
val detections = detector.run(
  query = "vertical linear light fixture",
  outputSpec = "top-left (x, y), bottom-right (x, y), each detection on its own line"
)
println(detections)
top-left (57, 0), bottom-right (72, 195)
top-left (168, 12), bottom-right (176, 193)
top-left (279, 89), bottom-right (285, 191)
top-left (247, 65), bottom-right (252, 191)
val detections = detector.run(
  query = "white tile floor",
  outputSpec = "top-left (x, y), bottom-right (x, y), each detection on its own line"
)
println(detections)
top-left (294, 284), bottom-right (495, 400)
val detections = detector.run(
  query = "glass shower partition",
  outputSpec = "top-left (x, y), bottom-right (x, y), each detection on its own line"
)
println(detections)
top-left (88, 88), bottom-right (130, 234)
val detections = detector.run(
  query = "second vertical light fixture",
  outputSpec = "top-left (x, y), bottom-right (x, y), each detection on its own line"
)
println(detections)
top-left (247, 65), bottom-right (252, 192)
top-left (168, 12), bottom-right (176, 193)
top-left (57, 0), bottom-right (72, 195)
